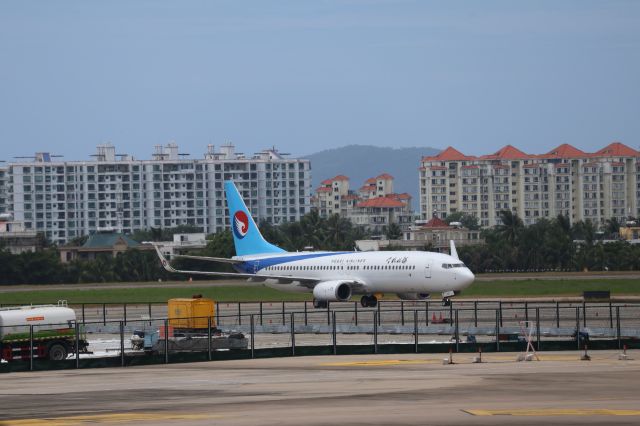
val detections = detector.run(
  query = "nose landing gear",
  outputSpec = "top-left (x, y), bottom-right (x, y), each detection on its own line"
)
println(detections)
top-left (441, 290), bottom-right (455, 307)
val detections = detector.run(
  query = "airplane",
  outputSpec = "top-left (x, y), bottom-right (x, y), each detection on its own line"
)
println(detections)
top-left (148, 180), bottom-right (475, 308)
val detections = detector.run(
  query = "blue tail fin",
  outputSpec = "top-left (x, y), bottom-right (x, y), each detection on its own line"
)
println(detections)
top-left (224, 181), bottom-right (286, 256)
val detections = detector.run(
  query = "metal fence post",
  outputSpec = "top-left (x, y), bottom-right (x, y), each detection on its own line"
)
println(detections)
top-left (164, 318), bottom-right (169, 364)
top-left (216, 302), bottom-right (220, 326)
top-left (401, 301), bottom-right (405, 326)
top-left (207, 316), bottom-right (212, 361)
top-left (499, 301), bottom-right (503, 327)
top-left (474, 301), bottom-right (478, 327)
top-left (495, 309), bottom-right (500, 352)
top-left (377, 302), bottom-right (381, 326)
top-left (327, 302), bottom-right (331, 325)
top-left (303, 301), bottom-right (307, 326)
top-left (75, 321), bottom-right (80, 369)
top-left (454, 309), bottom-right (459, 353)
top-left (449, 302), bottom-right (454, 325)
top-left (238, 303), bottom-right (242, 326)
top-left (373, 310), bottom-right (378, 354)
top-left (123, 304), bottom-right (127, 326)
top-left (354, 301), bottom-right (358, 326)
top-left (332, 311), bottom-right (337, 355)
top-left (282, 301), bottom-right (286, 326)
top-left (291, 312), bottom-right (296, 356)
top-left (524, 302), bottom-right (529, 324)
top-left (250, 314), bottom-right (255, 359)
top-left (575, 307), bottom-right (580, 350)
top-left (259, 302), bottom-right (264, 326)
top-left (425, 301), bottom-right (429, 326)
top-left (609, 302), bottom-right (613, 329)
top-left (414, 309), bottom-right (418, 353)
top-left (583, 301), bottom-right (587, 328)
top-left (120, 321), bottom-right (125, 367)
top-left (148, 302), bottom-right (152, 319)
top-left (82, 304), bottom-right (86, 325)
top-left (29, 325), bottom-right (34, 372)
top-left (556, 301), bottom-right (560, 328)
top-left (616, 306), bottom-right (621, 349)
top-left (536, 308), bottom-right (540, 350)
top-left (103, 304), bottom-right (106, 326)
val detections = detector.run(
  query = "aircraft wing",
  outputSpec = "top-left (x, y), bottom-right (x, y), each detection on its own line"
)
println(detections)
top-left (147, 243), bottom-right (366, 290)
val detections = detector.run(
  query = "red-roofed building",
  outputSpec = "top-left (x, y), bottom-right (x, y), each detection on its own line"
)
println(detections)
top-left (313, 173), bottom-right (415, 234)
top-left (313, 175), bottom-right (351, 217)
top-left (419, 142), bottom-right (640, 228)
top-left (480, 145), bottom-right (531, 160)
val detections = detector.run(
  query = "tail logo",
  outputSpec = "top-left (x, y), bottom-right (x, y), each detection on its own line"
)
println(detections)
top-left (233, 211), bottom-right (249, 239)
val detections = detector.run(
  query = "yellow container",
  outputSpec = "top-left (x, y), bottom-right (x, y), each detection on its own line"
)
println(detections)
top-left (168, 298), bottom-right (215, 329)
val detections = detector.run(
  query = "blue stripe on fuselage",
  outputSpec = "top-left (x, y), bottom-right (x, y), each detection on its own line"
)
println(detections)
top-left (233, 252), bottom-right (351, 274)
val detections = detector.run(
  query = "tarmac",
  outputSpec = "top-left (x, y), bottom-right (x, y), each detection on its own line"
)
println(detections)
top-left (1, 350), bottom-right (639, 425)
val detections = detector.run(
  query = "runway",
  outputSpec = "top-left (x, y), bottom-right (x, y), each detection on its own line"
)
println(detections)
top-left (1, 350), bottom-right (639, 425)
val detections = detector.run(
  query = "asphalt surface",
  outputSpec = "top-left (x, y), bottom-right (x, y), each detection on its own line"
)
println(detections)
top-left (2, 350), bottom-right (639, 425)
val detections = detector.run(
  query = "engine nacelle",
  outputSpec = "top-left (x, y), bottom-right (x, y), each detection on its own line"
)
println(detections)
top-left (396, 292), bottom-right (430, 301)
top-left (313, 281), bottom-right (352, 302)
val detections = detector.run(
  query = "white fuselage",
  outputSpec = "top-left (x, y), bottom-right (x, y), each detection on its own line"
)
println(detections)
top-left (234, 250), bottom-right (475, 296)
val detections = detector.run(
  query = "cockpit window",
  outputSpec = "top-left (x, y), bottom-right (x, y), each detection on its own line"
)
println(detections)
top-left (442, 263), bottom-right (466, 269)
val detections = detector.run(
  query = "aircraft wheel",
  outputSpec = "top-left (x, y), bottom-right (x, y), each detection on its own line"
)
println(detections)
top-left (361, 295), bottom-right (377, 308)
top-left (313, 299), bottom-right (327, 309)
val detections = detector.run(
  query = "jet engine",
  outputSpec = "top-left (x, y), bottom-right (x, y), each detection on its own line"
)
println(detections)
top-left (395, 292), bottom-right (430, 301)
top-left (313, 281), bottom-right (352, 302)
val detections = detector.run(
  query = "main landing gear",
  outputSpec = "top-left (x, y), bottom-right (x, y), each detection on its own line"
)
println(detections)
top-left (313, 299), bottom-right (328, 309)
top-left (360, 295), bottom-right (378, 308)
top-left (441, 298), bottom-right (451, 307)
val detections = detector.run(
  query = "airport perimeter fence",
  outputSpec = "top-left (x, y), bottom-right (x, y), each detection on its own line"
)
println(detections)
top-left (3, 299), bottom-right (639, 330)
top-left (2, 302), bottom-right (640, 373)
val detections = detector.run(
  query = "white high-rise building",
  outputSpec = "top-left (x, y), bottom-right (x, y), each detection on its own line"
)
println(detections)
top-left (0, 165), bottom-right (8, 214)
top-left (7, 143), bottom-right (311, 245)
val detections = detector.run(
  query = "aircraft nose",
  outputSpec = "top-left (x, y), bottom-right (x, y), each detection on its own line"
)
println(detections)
top-left (458, 268), bottom-right (475, 288)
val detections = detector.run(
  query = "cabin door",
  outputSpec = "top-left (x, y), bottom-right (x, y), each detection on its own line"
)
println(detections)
top-left (424, 261), bottom-right (431, 278)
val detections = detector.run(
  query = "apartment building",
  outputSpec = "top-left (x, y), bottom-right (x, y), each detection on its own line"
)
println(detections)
top-left (419, 142), bottom-right (640, 227)
top-left (0, 165), bottom-right (7, 214)
top-left (6, 143), bottom-right (311, 245)
top-left (312, 174), bottom-right (414, 233)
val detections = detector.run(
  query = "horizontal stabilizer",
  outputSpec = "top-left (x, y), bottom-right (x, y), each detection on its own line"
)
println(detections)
top-left (170, 254), bottom-right (243, 264)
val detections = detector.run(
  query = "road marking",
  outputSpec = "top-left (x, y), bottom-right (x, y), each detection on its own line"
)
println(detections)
top-left (4, 412), bottom-right (227, 425)
top-left (464, 409), bottom-right (640, 416)
top-left (321, 359), bottom-right (440, 367)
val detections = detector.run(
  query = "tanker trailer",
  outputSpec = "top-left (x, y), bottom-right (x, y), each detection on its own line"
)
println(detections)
top-left (0, 303), bottom-right (88, 362)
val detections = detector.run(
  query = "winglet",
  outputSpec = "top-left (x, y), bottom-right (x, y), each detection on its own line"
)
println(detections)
top-left (143, 242), bottom-right (178, 273)
top-left (450, 240), bottom-right (459, 260)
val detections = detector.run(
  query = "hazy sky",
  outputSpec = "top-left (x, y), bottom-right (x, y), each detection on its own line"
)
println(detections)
top-left (1, 1), bottom-right (639, 162)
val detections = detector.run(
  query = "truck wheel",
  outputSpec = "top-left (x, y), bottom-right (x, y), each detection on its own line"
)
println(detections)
top-left (48, 343), bottom-right (68, 361)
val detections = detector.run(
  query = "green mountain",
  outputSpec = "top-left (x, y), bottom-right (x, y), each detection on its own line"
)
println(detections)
top-left (304, 145), bottom-right (440, 204)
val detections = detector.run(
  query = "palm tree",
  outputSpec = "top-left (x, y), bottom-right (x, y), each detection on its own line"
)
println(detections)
top-left (385, 222), bottom-right (402, 240)
top-left (496, 210), bottom-right (524, 246)
top-left (324, 214), bottom-right (352, 250)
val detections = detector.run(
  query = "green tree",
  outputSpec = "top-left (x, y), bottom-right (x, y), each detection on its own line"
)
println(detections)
top-left (385, 222), bottom-right (402, 240)
top-left (444, 212), bottom-right (480, 230)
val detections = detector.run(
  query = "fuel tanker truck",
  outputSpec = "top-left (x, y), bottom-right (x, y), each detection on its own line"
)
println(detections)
top-left (0, 303), bottom-right (88, 362)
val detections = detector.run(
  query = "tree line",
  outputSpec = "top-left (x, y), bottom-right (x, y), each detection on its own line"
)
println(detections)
top-left (457, 211), bottom-right (640, 272)
top-left (0, 210), bottom-right (638, 285)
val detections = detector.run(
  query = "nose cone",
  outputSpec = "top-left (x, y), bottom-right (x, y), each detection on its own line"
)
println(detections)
top-left (458, 268), bottom-right (475, 289)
